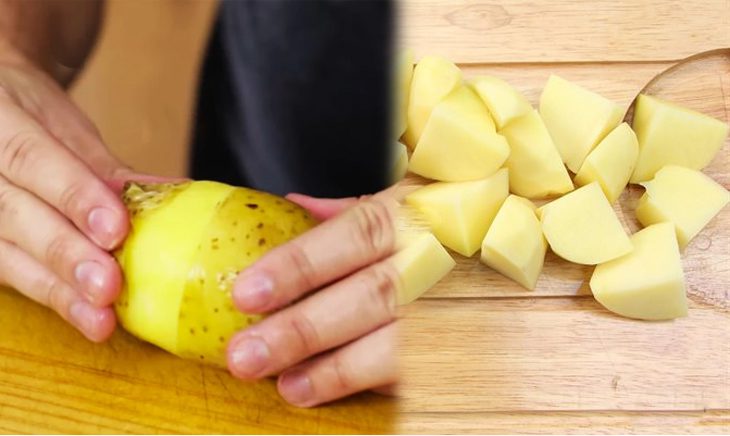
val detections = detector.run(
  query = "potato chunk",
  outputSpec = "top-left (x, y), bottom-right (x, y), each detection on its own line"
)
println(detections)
top-left (499, 110), bottom-right (573, 198)
top-left (481, 195), bottom-right (547, 290)
top-left (636, 165), bottom-right (729, 249)
top-left (392, 231), bottom-right (456, 305)
top-left (540, 182), bottom-right (632, 265)
top-left (470, 75), bottom-right (532, 130)
top-left (403, 56), bottom-right (462, 148)
top-left (630, 94), bottom-right (729, 182)
top-left (590, 223), bottom-right (687, 321)
top-left (539, 75), bottom-right (623, 173)
top-left (408, 87), bottom-right (508, 182)
top-left (406, 169), bottom-right (509, 257)
top-left (574, 122), bottom-right (639, 203)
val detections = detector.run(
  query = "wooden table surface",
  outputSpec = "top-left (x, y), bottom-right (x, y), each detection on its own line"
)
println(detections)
top-left (397, 0), bottom-right (730, 434)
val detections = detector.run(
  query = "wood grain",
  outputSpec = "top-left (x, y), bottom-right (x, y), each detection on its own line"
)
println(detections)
top-left (397, 3), bottom-right (730, 433)
top-left (400, 411), bottom-right (730, 434)
top-left (0, 287), bottom-right (396, 434)
top-left (399, 0), bottom-right (730, 63)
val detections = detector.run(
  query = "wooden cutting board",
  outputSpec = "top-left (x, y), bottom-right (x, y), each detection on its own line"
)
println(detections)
top-left (397, 0), bottom-right (730, 433)
top-left (0, 287), bottom-right (395, 434)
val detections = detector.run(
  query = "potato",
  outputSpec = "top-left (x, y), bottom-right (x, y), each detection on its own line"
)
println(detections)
top-left (539, 75), bottom-right (624, 173)
top-left (636, 165), bottom-right (729, 249)
top-left (392, 231), bottom-right (456, 305)
top-left (499, 110), bottom-right (574, 198)
top-left (408, 86), bottom-right (508, 182)
top-left (481, 195), bottom-right (547, 290)
top-left (391, 141), bottom-right (409, 183)
top-left (406, 169), bottom-right (509, 257)
top-left (394, 49), bottom-right (414, 139)
top-left (630, 94), bottom-right (729, 183)
top-left (574, 122), bottom-right (639, 203)
top-left (590, 223), bottom-right (687, 320)
top-left (470, 75), bottom-right (532, 130)
top-left (403, 55), bottom-right (462, 148)
top-left (540, 182), bottom-right (632, 265)
top-left (116, 181), bottom-right (317, 365)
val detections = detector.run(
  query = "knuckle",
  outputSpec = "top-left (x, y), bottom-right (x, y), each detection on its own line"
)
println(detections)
top-left (58, 180), bottom-right (89, 218)
top-left (284, 242), bottom-right (317, 291)
top-left (351, 200), bottom-right (395, 257)
top-left (44, 275), bottom-right (69, 317)
top-left (365, 263), bottom-right (398, 319)
top-left (44, 234), bottom-right (73, 270)
top-left (1, 131), bottom-right (41, 176)
top-left (0, 182), bottom-right (20, 218)
top-left (332, 353), bottom-right (356, 392)
top-left (288, 312), bottom-right (321, 355)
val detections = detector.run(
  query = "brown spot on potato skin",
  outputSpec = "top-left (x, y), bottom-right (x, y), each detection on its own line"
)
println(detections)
top-left (258, 238), bottom-right (266, 246)
top-left (246, 203), bottom-right (259, 209)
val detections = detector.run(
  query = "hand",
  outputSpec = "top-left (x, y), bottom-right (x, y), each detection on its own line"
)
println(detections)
top-left (0, 47), bottom-right (160, 341)
top-left (226, 189), bottom-right (401, 407)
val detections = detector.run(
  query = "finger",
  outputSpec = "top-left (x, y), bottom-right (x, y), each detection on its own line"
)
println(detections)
top-left (0, 176), bottom-right (122, 306)
top-left (0, 98), bottom-right (129, 250)
top-left (0, 238), bottom-right (116, 342)
top-left (233, 195), bottom-right (397, 313)
top-left (227, 259), bottom-right (398, 379)
top-left (285, 193), bottom-right (359, 220)
top-left (276, 322), bottom-right (398, 407)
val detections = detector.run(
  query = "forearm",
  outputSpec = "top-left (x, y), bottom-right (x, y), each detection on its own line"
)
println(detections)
top-left (0, 0), bottom-right (104, 86)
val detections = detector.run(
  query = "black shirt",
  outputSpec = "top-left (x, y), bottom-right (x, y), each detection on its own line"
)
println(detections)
top-left (190, 0), bottom-right (394, 198)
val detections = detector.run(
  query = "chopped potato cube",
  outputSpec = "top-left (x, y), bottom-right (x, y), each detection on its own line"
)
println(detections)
top-left (392, 231), bottom-right (456, 305)
top-left (406, 169), bottom-right (509, 257)
top-left (470, 75), bottom-right (532, 129)
top-left (408, 87), bottom-right (508, 182)
top-left (481, 195), bottom-right (547, 290)
top-left (636, 165), bottom-right (729, 249)
top-left (403, 56), bottom-right (462, 148)
top-left (630, 94), bottom-right (729, 182)
top-left (590, 223), bottom-right (687, 320)
top-left (540, 182), bottom-right (632, 265)
top-left (499, 110), bottom-right (574, 198)
top-left (540, 75), bottom-right (623, 173)
top-left (574, 122), bottom-right (639, 203)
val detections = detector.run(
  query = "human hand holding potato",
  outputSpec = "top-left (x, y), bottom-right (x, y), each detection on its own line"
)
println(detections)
top-left (227, 192), bottom-right (400, 407)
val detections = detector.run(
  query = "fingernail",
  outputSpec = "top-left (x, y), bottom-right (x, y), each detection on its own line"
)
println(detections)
top-left (75, 261), bottom-right (106, 304)
top-left (88, 207), bottom-right (120, 247)
top-left (69, 300), bottom-right (99, 337)
top-left (230, 337), bottom-right (270, 378)
top-left (233, 273), bottom-right (274, 311)
top-left (279, 371), bottom-right (314, 406)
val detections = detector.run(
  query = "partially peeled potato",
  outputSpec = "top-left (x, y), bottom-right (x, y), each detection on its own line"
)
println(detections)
top-left (115, 181), bottom-right (318, 366)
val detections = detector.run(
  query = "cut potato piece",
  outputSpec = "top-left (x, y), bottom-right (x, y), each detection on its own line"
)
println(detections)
top-left (590, 223), bottom-right (687, 320)
top-left (470, 75), bottom-right (532, 130)
top-left (481, 195), bottom-right (547, 290)
top-left (540, 182), bottom-right (632, 265)
top-left (499, 110), bottom-right (574, 198)
top-left (392, 231), bottom-right (456, 305)
top-left (630, 94), bottom-right (729, 182)
top-left (540, 75), bottom-right (623, 173)
top-left (403, 56), bottom-right (462, 148)
top-left (391, 141), bottom-right (409, 183)
top-left (574, 122), bottom-right (639, 203)
top-left (394, 49), bottom-right (414, 139)
top-left (408, 87), bottom-right (508, 182)
top-left (636, 165), bottom-right (729, 249)
top-left (406, 169), bottom-right (509, 257)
